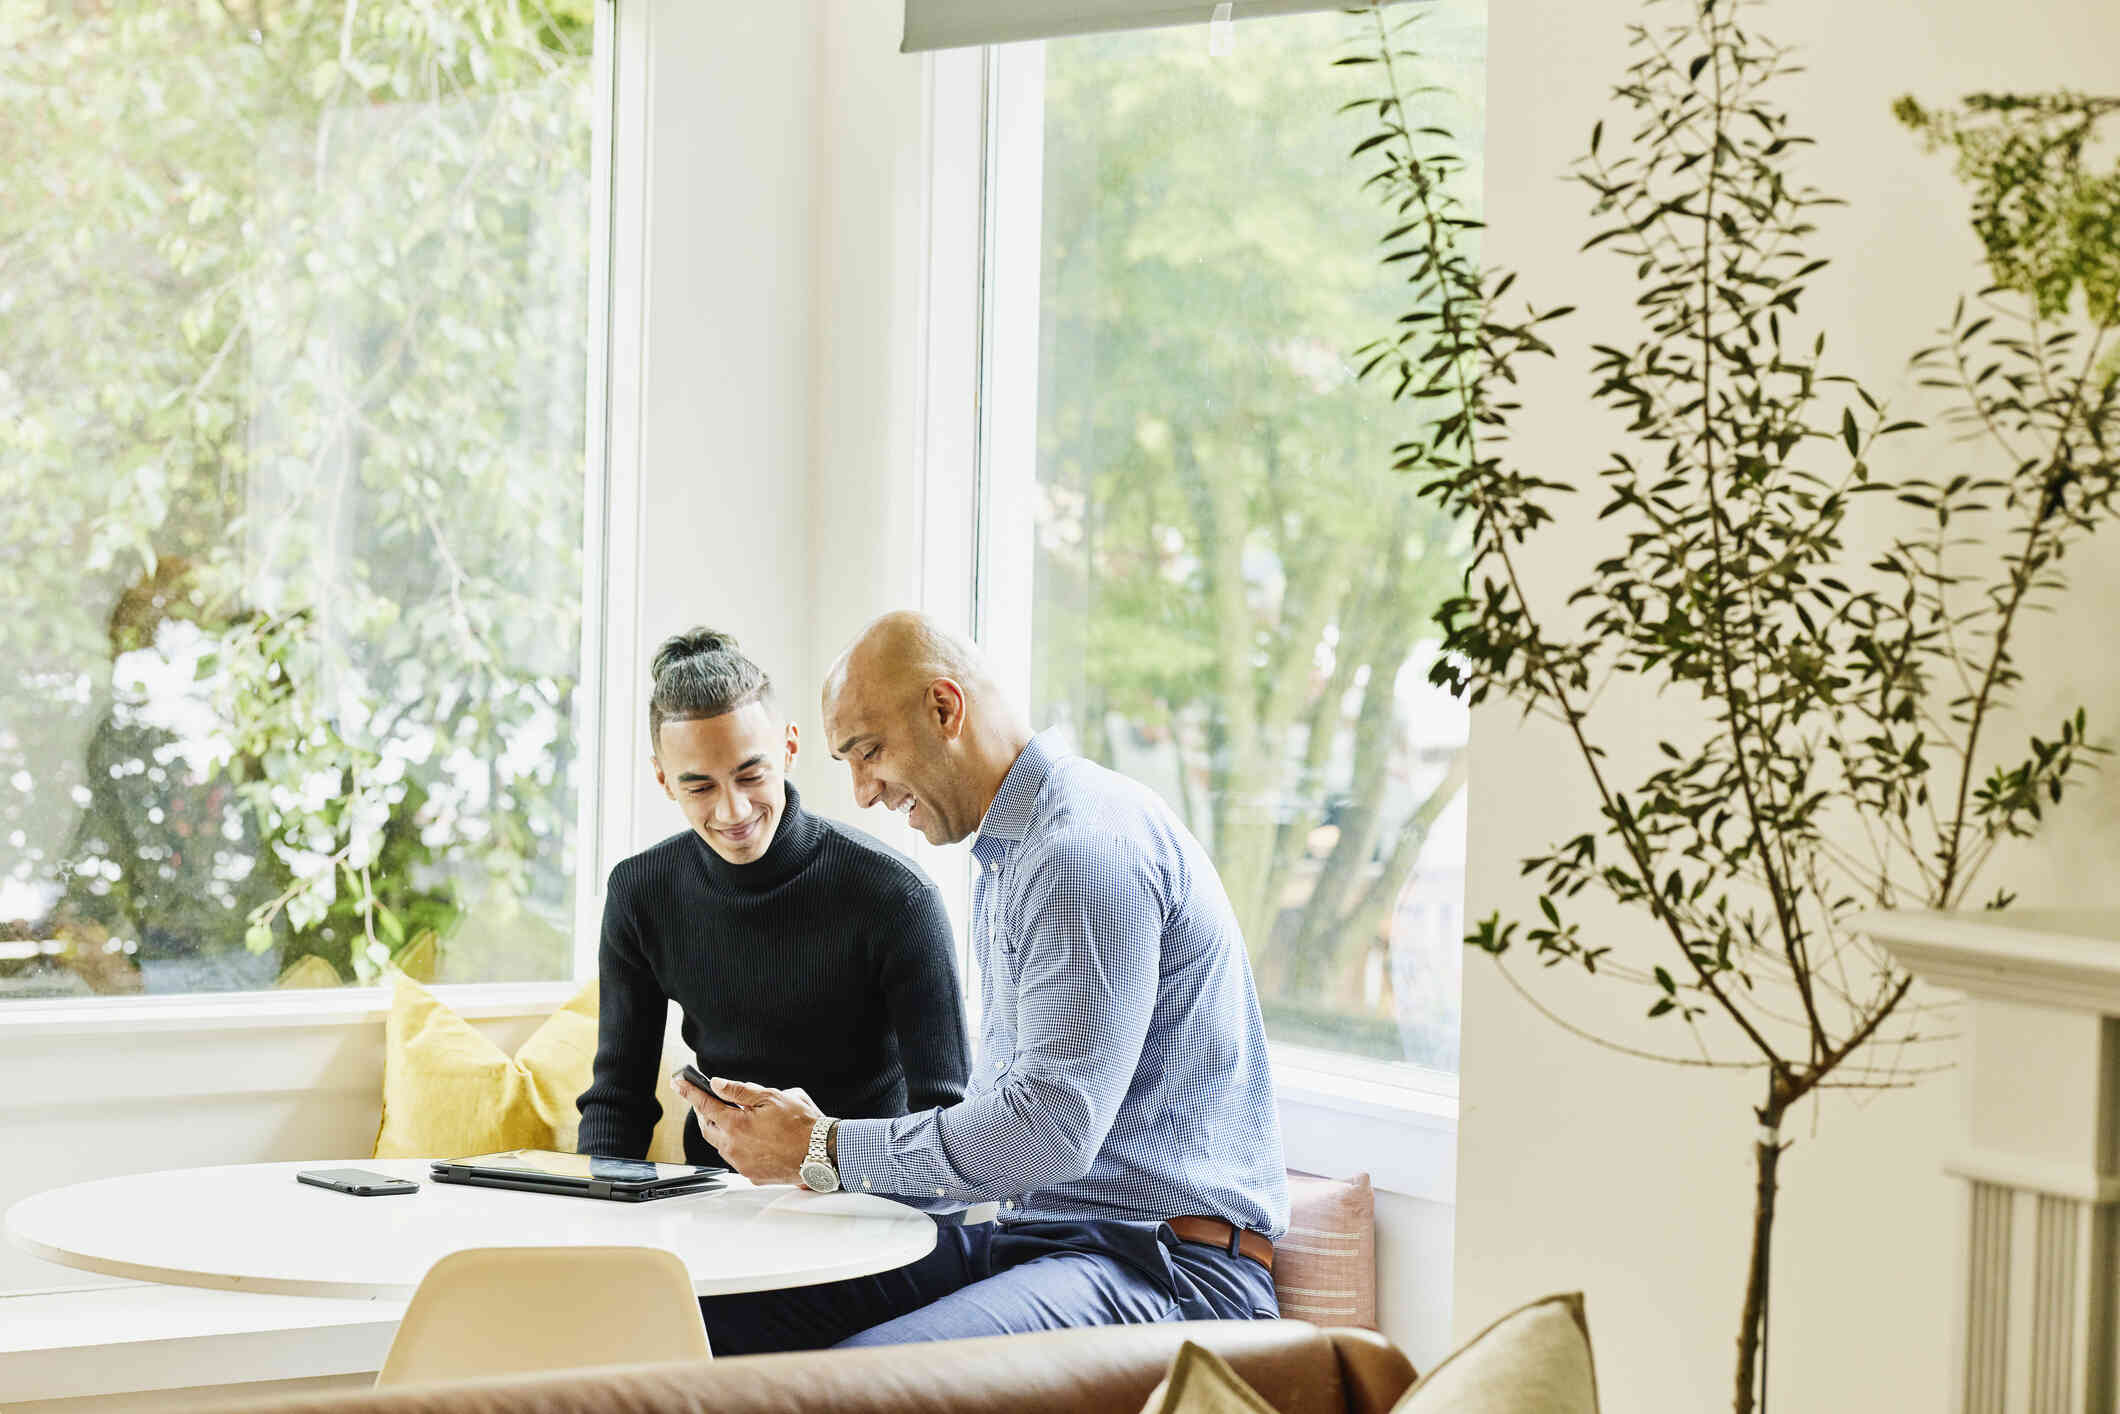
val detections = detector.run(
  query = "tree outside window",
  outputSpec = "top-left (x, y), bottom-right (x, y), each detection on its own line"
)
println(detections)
top-left (0, 0), bottom-right (599, 998)
top-left (1016, 4), bottom-right (1482, 1069)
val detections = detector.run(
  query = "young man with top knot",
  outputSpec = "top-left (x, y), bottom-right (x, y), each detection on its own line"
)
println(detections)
top-left (575, 628), bottom-right (971, 1170)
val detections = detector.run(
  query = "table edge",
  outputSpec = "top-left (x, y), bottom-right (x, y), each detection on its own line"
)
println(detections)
top-left (7, 1182), bottom-right (939, 1300)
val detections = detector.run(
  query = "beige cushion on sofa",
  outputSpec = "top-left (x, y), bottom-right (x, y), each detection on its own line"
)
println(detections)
top-left (1276, 1171), bottom-right (1378, 1329)
top-left (1138, 1341), bottom-right (1284, 1414)
top-left (1389, 1292), bottom-right (1599, 1413)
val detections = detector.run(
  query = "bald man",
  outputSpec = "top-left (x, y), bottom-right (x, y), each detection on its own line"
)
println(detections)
top-left (674, 611), bottom-right (1288, 1350)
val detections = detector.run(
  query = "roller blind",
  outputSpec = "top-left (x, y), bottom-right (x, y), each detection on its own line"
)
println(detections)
top-left (901, 1), bottom-right (1386, 53)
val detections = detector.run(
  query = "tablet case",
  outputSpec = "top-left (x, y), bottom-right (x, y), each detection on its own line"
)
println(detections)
top-left (428, 1154), bottom-right (727, 1203)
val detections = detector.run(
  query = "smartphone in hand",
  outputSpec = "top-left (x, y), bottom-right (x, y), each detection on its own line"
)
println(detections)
top-left (670, 1062), bottom-right (736, 1105)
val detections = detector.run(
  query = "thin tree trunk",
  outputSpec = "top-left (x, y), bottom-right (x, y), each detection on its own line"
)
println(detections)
top-left (1735, 1089), bottom-right (1788, 1414)
top-left (1328, 746), bottom-right (1468, 958)
top-left (1083, 681), bottom-right (1113, 767)
top-left (1283, 525), bottom-right (1423, 987)
top-left (1266, 575), bottom-right (1375, 913)
top-left (1174, 431), bottom-right (1274, 945)
top-left (1168, 717), bottom-right (1199, 839)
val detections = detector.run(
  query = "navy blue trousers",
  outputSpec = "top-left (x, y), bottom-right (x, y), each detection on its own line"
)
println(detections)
top-left (699, 1218), bottom-right (1279, 1353)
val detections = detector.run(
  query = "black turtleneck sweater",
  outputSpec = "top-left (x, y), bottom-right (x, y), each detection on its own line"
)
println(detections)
top-left (575, 784), bottom-right (970, 1165)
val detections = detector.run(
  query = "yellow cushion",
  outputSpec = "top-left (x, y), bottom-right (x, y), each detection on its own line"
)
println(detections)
top-left (373, 977), bottom-right (690, 1163)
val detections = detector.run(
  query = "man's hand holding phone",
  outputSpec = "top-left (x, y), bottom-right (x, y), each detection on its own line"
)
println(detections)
top-left (671, 1063), bottom-right (812, 1111)
top-left (670, 1062), bottom-right (734, 1107)
top-left (668, 1066), bottom-right (823, 1183)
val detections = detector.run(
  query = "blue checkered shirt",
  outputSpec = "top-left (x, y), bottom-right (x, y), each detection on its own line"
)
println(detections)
top-left (833, 732), bottom-right (1289, 1238)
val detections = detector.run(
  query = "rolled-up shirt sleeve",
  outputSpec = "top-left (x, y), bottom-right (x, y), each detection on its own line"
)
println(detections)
top-left (833, 831), bottom-right (1163, 1202)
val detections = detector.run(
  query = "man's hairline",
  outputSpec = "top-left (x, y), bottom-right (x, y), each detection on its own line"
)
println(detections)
top-left (651, 695), bottom-right (789, 763)
top-left (825, 669), bottom-right (975, 761)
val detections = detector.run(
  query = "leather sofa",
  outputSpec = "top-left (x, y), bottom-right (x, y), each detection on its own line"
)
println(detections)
top-left (205, 1320), bottom-right (1416, 1414)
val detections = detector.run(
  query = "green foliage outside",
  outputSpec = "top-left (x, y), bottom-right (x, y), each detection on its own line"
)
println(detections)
top-left (0, 0), bottom-right (597, 994)
top-left (1029, 7), bottom-right (1484, 1068)
top-left (1, 0), bottom-right (1484, 1057)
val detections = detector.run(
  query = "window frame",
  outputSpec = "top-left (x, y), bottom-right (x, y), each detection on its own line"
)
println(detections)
top-left (0, 0), bottom-right (634, 1030)
top-left (930, 34), bottom-right (1464, 1158)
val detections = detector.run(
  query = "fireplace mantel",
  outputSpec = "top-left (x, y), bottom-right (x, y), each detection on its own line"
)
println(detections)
top-left (1856, 909), bottom-right (2120, 1014)
top-left (1855, 908), bottom-right (2120, 1414)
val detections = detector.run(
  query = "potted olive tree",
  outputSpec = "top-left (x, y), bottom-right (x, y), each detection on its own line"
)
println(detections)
top-left (1340, 1), bottom-right (2119, 1408)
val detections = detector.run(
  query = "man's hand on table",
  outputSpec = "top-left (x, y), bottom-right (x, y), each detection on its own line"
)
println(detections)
top-left (675, 1074), bottom-right (827, 1187)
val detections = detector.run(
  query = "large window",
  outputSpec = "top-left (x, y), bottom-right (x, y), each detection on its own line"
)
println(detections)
top-left (978, 5), bottom-right (1481, 1071)
top-left (0, 0), bottom-right (603, 999)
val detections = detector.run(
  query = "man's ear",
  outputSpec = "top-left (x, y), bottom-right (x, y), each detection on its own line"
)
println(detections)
top-left (930, 678), bottom-right (969, 741)
top-left (652, 752), bottom-right (674, 800)
top-left (783, 721), bottom-right (800, 768)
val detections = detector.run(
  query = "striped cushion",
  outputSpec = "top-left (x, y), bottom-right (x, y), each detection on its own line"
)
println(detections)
top-left (1274, 1170), bottom-right (1377, 1329)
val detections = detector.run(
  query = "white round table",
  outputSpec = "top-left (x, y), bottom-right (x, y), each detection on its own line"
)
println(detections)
top-left (4, 1159), bottom-right (935, 1299)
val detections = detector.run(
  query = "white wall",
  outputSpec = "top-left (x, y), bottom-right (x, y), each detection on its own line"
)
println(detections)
top-left (1375, 1190), bottom-right (1455, 1373)
top-left (800, 0), bottom-right (947, 837)
top-left (1459, 0), bottom-right (2120, 1407)
top-left (620, 0), bottom-right (821, 848)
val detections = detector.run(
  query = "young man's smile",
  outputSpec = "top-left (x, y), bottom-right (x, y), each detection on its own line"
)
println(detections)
top-left (655, 702), bottom-right (800, 866)
top-left (715, 805), bottom-right (769, 849)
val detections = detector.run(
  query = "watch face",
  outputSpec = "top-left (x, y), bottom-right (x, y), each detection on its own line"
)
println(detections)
top-left (799, 1160), bottom-right (841, 1194)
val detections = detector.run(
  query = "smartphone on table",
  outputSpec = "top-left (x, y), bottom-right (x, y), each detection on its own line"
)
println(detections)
top-left (296, 1167), bottom-right (419, 1196)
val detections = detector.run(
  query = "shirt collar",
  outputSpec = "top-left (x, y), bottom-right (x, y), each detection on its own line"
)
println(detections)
top-left (972, 730), bottom-right (1063, 856)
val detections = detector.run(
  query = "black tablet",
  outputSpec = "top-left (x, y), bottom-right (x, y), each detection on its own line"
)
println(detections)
top-left (428, 1149), bottom-right (727, 1202)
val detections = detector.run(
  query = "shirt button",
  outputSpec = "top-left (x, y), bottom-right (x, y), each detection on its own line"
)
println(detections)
top-left (861, 1177), bottom-right (872, 1190)
top-left (994, 1060), bottom-right (1005, 1071)
top-left (933, 1187), bottom-right (946, 1196)
top-left (1004, 1200), bottom-right (1016, 1210)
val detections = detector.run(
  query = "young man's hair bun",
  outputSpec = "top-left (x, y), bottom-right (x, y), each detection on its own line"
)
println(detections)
top-left (652, 627), bottom-right (742, 682)
top-left (649, 627), bottom-right (773, 746)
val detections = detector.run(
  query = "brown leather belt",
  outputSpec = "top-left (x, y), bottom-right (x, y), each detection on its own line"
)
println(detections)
top-left (1165, 1216), bottom-right (1274, 1274)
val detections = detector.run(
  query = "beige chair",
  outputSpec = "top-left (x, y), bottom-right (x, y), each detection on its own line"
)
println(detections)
top-left (375, 1245), bottom-right (711, 1387)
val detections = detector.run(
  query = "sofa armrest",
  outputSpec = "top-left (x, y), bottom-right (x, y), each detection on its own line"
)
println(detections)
top-left (1326, 1327), bottom-right (1419, 1414)
top-left (201, 1320), bottom-right (1418, 1414)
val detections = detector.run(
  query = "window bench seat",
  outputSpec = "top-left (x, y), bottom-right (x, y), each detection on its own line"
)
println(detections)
top-left (0, 1283), bottom-right (399, 1408)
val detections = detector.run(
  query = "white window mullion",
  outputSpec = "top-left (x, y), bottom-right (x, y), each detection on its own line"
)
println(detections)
top-left (573, 0), bottom-right (644, 981)
top-left (971, 40), bottom-right (1047, 713)
top-left (918, 46), bottom-right (998, 1010)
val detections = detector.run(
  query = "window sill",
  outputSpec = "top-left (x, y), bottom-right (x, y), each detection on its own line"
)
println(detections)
top-left (0, 980), bottom-right (584, 1039)
top-left (1271, 1044), bottom-right (1458, 1206)
top-left (1272, 1042), bottom-right (1458, 1116)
